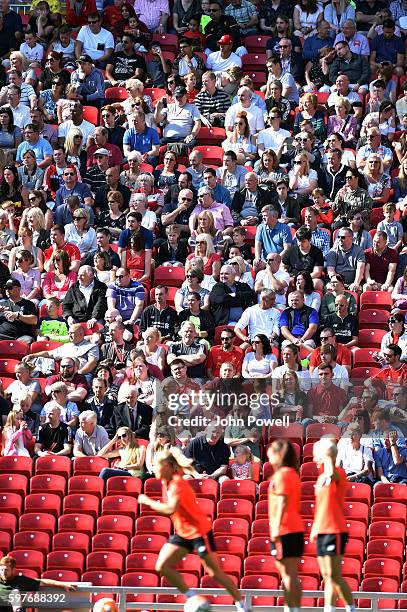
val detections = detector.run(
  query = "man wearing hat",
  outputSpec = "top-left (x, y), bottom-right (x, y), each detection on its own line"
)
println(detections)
top-left (75, 11), bottom-right (114, 68)
top-left (87, 126), bottom-right (123, 168)
top-left (155, 85), bottom-right (201, 147)
top-left (84, 148), bottom-right (110, 193)
top-left (71, 54), bottom-right (105, 108)
top-left (0, 278), bottom-right (38, 343)
top-left (206, 34), bottom-right (242, 74)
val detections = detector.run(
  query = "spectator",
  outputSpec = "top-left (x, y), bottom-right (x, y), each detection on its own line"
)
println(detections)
top-left (209, 264), bottom-right (256, 326)
top-left (140, 285), bottom-right (178, 341)
top-left (123, 110), bottom-right (160, 164)
top-left (377, 203), bottom-right (403, 250)
top-left (107, 267), bottom-right (145, 325)
top-left (254, 206), bottom-right (293, 263)
top-left (282, 226), bottom-right (324, 286)
top-left (320, 274), bottom-right (357, 319)
top-left (111, 386), bottom-right (152, 439)
top-left (364, 231), bottom-right (398, 292)
top-left (322, 293), bottom-right (359, 347)
top-left (309, 327), bottom-right (352, 374)
top-left (312, 342), bottom-right (349, 389)
top-left (195, 71), bottom-right (231, 128)
top-left (83, 378), bottom-right (114, 434)
top-left (375, 430), bottom-right (407, 484)
top-left (327, 40), bottom-right (370, 94)
top-left (75, 11), bottom-right (114, 68)
top-left (225, 0), bottom-right (258, 36)
top-left (184, 423), bottom-right (230, 482)
top-left (332, 168), bottom-right (373, 230)
top-left (279, 290), bottom-right (319, 352)
top-left (41, 381), bottom-right (80, 429)
top-left (272, 342), bottom-right (312, 392)
top-left (318, 147), bottom-right (348, 200)
top-left (34, 405), bottom-right (71, 456)
top-left (370, 19), bottom-right (405, 75)
top-left (70, 54), bottom-right (105, 108)
top-left (0, 278), bottom-right (37, 342)
top-left (155, 86), bottom-right (201, 147)
top-left (326, 226), bottom-right (366, 291)
top-left (62, 265), bottom-right (107, 326)
top-left (98, 426), bottom-right (146, 480)
top-left (207, 328), bottom-right (244, 377)
top-left (234, 288), bottom-right (281, 349)
top-left (105, 33), bottom-right (146, 86)
top-left (334, 18), bottom-right (369, 55)
top-left (242, 333), bottom-right (277, 378)
top-left (58, 100), bottom-right (95, 147)
top-left (254, 253), bottom-right (290, 310)
top-left (356, 127), bottom-right (393, 172)
top-left (304, 205), bottom-right (331, 257)
top-left (368, 344), bottom-right (407, 397)
top-left (73, 410), bottom-right (109, 457)
top-left (337, 423), bottom-right (374, 483)
top-left (177, 290), bottom-right (215, 343)
top-left (190, 186), bottom-right (233, 234)
top-left (167, 320), bottom-right (207, 379)
top-left (307, 363), bottom-right (347, 422)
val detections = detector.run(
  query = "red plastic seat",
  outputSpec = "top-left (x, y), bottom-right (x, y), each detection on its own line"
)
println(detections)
top-left (363, 558), bottom-right (401, 580)
top-left (306, 423), bottom-right (340, 442)
top-left (98, 515), bottom-right (134, 538)
top-left (30, 474), bottom-right (66, 499)
top-left (193, 145), bottom-right (224, 166)
top-left (0, 358), bottom-right (22, 377)
top-left (101, 495), bottom-right (137, 520)
top-left (82, 570), bottom-right (119, 587)
top-left (196, 497), bottom-right (215, 521)
top-left (300, 481), bottom-right (316, 499)
top-left (42, 569), bottom-right (79, 581)
top-left (58, 513), bottom-right (95, 539)
top-left (86, 551), bottom-right (124, 576)
top-left (240, 575), bottom-right (278, 605)
top-left (152, 33), bottom-right (178, 53)
top-left (0, 473), bottom-right (28, 497)
top-left (318, 577), bottom-right (359, 608)
top-left (92, 533), bottom-right (129, 557)
top-left (345, 519), bottom-right (368, 544)
top-left (73, 456), bottom-right (109, 476)
top-left (368, 520), bottom-right (405, 544)
top-left (35, 455), bottom-right (71, 479)
top-left (398, 580), bottom-right (407, 609)
top-left (25, 493), bottom-right (61, 518)
top-left (360, 291), bottom-right (393, 311)
top-left (351, 366), bottom-right (381, 380)
top-left (345, 482), bottom-right (372, 505)
top-left (220, 480), bottom-right (256, 504)
top-left (0, 515), bottom-right (17, 537)
top-left (358, 309), bottom-right (390, 331)
top-left (63, 494), bottom-right (100, 519)
top-left (251, 519), bottom-right (269, 537)
top-left (244, 35), bottom-right (272, 52)
top-left (9, 549), bottom-right (44, 574)
top-left (153, 265), bottom-right (185, 288)
top-left (300, 462), bottom-right (319, 481)
top-left (104, 86), bottom-right (128, 101)
top-left (173, 554), bottom-right (202, 580)
top-left (217, 499), bottom-right (253, 523)
top-left (122, 571), bottom-right (159, 603)
top-left (340, 557), bottom-right (362, 582)
top-left (300, 500), bottom-right (316, 517)
top-left (211, 554), bottom-right (241, 581)
top-left (213, 535), bottom-right (246, 560)
top-left (358, 329), bottom-right (386, 348)
top-left (0, 340), bottom-right (28, 359)
top-left (343, 501), bottom-right (369, 526)
top-left (366, 539), bottom-right (404, 564)
top-left (247, 536), bottom-right (271, 556)
top-left (47, 550), bottom-right (85, 575)
top-left (68, 475), bottom-right (104, 500)
top-left (200, 575), bottom-right (236, 605)
top-left (268, 422), bottom-right (304, 445)
top-left (106, 475), bottom-right (142, 497)
top-left (258, 481), bottom-right (270, 500)
top-left (0, 531), bottom-right (11, 554)
top-left (371, 501), bottom-right (407, 524)
top-left (196, 127), bottom-right (226, 145)
top-left (131, 534), bottom-right (167, 554)
top-left (374, 483), bottom-right (407, 504)
top-left (188, 479), bottom-right (219, 503)
top-left (53, 532), bottom-right (90, 557)
top-left (0, 456), bottom-right (33, 479)
top-left (13, 531), bottom-right (50, 557)
top-left (298, 556), bottom-right (320, 581)
top-left (254, 500), bottom-right (268, 519)
top-left (126, 552), bottom-right (158, 573)
top-left (135, 515), bottom-right (171, 538)
top-left (82, 106), bottom-right (99, 125)
top-left (0, 491), bottom-right (23, 518)
top-left (241, 53), bottom-right (268, 71)
top-left (359, 577), bottom-right (399, 609)
top-left (243, 555), bottom-right (279, 578)
top-left (343, 538), bottom-right (365, 564)
top-left (213, 518), bottom-right (250, 543)
top-left (19, 513), bottom-right (56, 537)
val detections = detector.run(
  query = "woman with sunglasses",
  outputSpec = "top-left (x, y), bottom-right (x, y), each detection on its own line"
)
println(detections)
top-left (38, 78), bottom-right (66, 123)
top-left (332, 167), bottom-right (372, 230)
top-left (98, 426), bottom-right (146, 481)
top-left (64, 127), bottom-right (87, 177)
top-left (10, 249), bottom-right (41, 304)
top-left (186, 233), bottom-right (221, 278)
top-left (96, 191), bottom-right (126, 241)
top-left (221, 111), bottom-right (257, 165)
top-left (26, 190), bottom-right (53, 231)
top-left (174, 268), bottom-right (210, 312)
top-left (288, 151), bottom-right (318, 197)
top-left (101, 105), bottom-right (125, 150)
top-left (336, 422), bottom-right (374, 484)
top-left (154, 152), bottom-right (180, 191)
top-left (379, 311), bottom-right (407, 362)
top-left (362, 154), bottom-right (391, 205)
top-left (0, 107), bottom-right (21, 161)
top-left (42, 249), bottom-right (76, 300)
top-left (120, 151), bottom-right (143, 191)
top-left (347, 210), bottom-right (372, 250)
top-left (242, 333), bottom-right (277, 379)
top-left (123, 79), bottom-right (153, 117)
top-left (64, 208), bottom-right (97, 263)
top-left (18, 151), bottom-right (44, 205)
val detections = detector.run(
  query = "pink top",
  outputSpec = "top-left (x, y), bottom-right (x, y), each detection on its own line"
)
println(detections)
top-left (3, 427), bottom-right (33, 456)
top-left (43, 271), bottom-right (77, 300)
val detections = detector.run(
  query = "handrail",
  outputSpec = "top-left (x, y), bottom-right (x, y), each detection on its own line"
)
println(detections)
top-left (33, 586), bottom-right (407, 612)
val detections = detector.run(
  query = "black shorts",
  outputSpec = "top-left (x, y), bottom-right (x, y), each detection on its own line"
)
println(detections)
top-left (271, 532), bottom-right (304, 561)
top-left (317, 533), bottom-right (348, 557)
top-left (168, 531), bottom-right (217, 558)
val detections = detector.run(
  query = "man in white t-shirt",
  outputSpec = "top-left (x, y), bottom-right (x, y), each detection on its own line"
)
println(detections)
top-left (75, 11), bottom-right (114, 68)
top-left (254, 253), bottom-right (290, 309)
top-left (224, 86), bottom-right (265, 134)
top-left (257, 107), bottom-right (291, 154)
top-left (206, 34), bottom-right (242, 74)
top-left (234, 288), bottom-right (281, 349)
top-left (57, 102), bottom-right (95, 148)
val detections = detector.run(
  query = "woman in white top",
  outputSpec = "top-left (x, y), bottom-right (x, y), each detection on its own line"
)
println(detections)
top-left (324, 0), bottom-right (355, 33)
top-left (64, 208), bottom-right (97, 262)
top-left (337, 423), bottom-right (374, 483)
top-left (229, 255), bottom-right (254, 289)
top-left (272, 343), bottom-right (312, 392)
top-left (293, 0), bottom-right (323, 37)
top-left (137, 326), bottom-right (166, 373)
top-left (289, 151), bottom-right (318, 196)
top-left (379, 312), bottom-right (407, 363)
top-left (295, 271), bottom-right (321, 312)
top-left (242, 334), bottom-right (277, 379)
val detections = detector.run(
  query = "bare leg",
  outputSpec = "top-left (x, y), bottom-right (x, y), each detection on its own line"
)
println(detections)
top-left (155, 543), bottom-right (191, 593)
top-left (201, 552), bottom-right (243, 603)
top-left (318, 555), bottom-right (354, 606)
top-left (275, 557), bottom-right (302, 607)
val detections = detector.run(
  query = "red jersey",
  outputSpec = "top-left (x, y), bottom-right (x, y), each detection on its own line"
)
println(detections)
top-left (312, 466), bottom-right (347, 534)
top-left (44, 242), bottom-right (81, 266)
top-left (206, 345), bottom-right (244, 378)
top-left (268, 467), bottom-right (304, 536)
top-left (164, 475), bottom-right (212, 539)
top-left (309, 343), bottom-right (352, 369)
top-left (372, 363), bottom-right (407, 399)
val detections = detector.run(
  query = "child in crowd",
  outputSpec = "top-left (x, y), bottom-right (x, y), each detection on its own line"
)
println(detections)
top-left (38, 297), bottom-right (69, 343)
top-left (20, 30), bottom-right (44, 67)
top-left (183, 15), bottom-right (205, 50)
top-left (377, 203), bottom-right (404, 250)
top-left (230, 444), bottom-right (254, 480)
top-left (156, 224), bottom-right (188, 267)
top-left (231, 227), bottom-right (253, 262)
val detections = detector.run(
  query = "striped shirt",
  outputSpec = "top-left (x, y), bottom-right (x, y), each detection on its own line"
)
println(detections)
top-left (133, 0), bottom-right (170, 31)
top-left (225, 0), bottom-right (257, 33)
top-left (194, 88), bottom-right (231, 119)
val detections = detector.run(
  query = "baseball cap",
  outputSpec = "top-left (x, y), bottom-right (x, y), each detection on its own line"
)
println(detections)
top-left (77, 54), bottom-right (93, 63)
top-left (174, 86), bottom-right (187, 98)
top-left (94, 148), bottom-right (109, 156)
top-left (218, 34), bottom-right (233, 45)
top-left (5, 278), bottom-right (21, 289)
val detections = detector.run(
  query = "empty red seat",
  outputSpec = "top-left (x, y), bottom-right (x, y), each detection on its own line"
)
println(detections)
top-left (240, 574), bottom-right (278, 606)
top-left (0, 514), bottom-right (17, 537)
top-left (86, 551), bottom-right (124, 576)
top-left (0, 493), bottom-right (23, 519)
top-left (306, 423), bottom-right (340, 442)
top-left (358, 309), bottom-right (390, 331)
top-left (254, 500), bottom-right (268, 520)
top-left (106, 476), bottom-right (142, 497)
top-left (366, 538), bottom-right (404, 564)
top-left (25, 493), bottom-right (61, 518)
top-left (244, 35), bottom-right (272, 52)
top-left (42, 569), bottom-right (79, 582)
top-left (213, 518), bottom-right (250, 543)
top-left (188, 479), bottom-right (218, 503)
top-left (98, 515), bottom-right (133, 538)
top-left (53, 532), bottom-right (90, 557)
top-left (300, 462), bottom-right (319, 481)
top-left (345, 482), bottom-right (372, 504)
top-left (374, 483), bottom-right (407, 504)
top-left (360, 291), bottom-right (393, 311)
top-left (247, 536), bottom-right (271, 556)
top-left (47, 550), bottom-right (85, 575)
top-left (359, 577), bottom-right (399, 609)
top-left (345, 520), bottom-right (368, 544)
top-left (211, 554), bottom-right (241, 581)
top-left (0, 473), bottom-right (28, 497)
top-left (135, 515), bottom-right (171, 538)
top-left (35, 455), bottom-right (71, 479)
top-left (82, 570), bottom-right (119, 588)
top-left (343, 501), bottom-right (369, 526)
top-left (371, 501), bottom-right (407, 524)
top-left (13, 531), bottom-right (50, 557)
top-left (340, 557), bottom-right (362, 582)
top-left (368, 521), bottom-right (405, 544)
top-left (68, 475), bottom-right (104, 499)
top-left (193, 145), bottom-right (224, 166)
top-left (200, 575), bottom-right (235, 605)
top-left (9, 549), bottom-right (44, 574)
top-left (73, 457), bottom-right (108, 476)
top-left (351, 366), bottom-right (381, 380)
top-left (363, 558), bottom-right (401, 581)
top-left (30, 474), bottom-right (66, 499)
top-left (196, 127), bottom-right (226, 145)
top-left (63, 494), bottom-right (100, 519)
top-left (0, 359), bottom-right (23, 377)
top-left (344, 538), bottom-right (365, 564)
top-left (268, 423), bottom-right (303, 446)
top-left (298, 556), bottom-right (320, 581)
top-left (101, 495), bottom-right (137, 520)
top-left (58, 513), bottom-right (95, 539)
top-left (19, 513), bottom-right (56, 537)
top-left (358, 328), bottom-right (386, 348)
top-left (174, 554), bottom-right (202, 580)
top-left (0, 340), bottom-right (28, 359)
top-left (153, 266), bottom-right (185, 288)
top-left (92, 533), bottom-right (129, 557)
top-left (217, 499), bottom-right (253, 523)
top-left (0, 530), bottom-right (11, 553)
top-left (122, 571), bottom-right (159, 603)
top-left (220, 480), bottom-right (256, 504)
top-left (241, 53), bottom-right (268, 71)
top-left (0, 456), bottom-right (32, 479)
top-left (251, 519), bottom-right (269, 537)
top-left (244, 555), bottom-right (279, 578)
top-left (131, 534), bottom-right (167, 554)
top-left (126, 552), bottom-right (158, 573)
top-left (214, 535), bottom-right (246, 560)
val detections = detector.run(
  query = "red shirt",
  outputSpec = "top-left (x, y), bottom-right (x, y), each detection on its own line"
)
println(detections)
top-left (307, 383), bottom-right (347, 417)
top-left (365, 247), bottom-right (398, 285)
top-left (44, 242), bottom-right (81, 267)
top-left (309, 343), bottom-right (351, 369)
top-left (207, 345), bottom-right (244, 378)
top-left (269, 467), bottom-right (304, 536)
top-left (87, 143), bottom-right (123, 168)
top-left (372, 363), bottom-right (407, 399)
top-left (164, 475), bottom-right (212, 539)
top-left (313, 466), bottom-right (347, 534)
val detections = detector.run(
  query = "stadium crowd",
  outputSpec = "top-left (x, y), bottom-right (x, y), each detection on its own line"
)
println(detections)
top-left (0, 0), bottom-right (404, 489)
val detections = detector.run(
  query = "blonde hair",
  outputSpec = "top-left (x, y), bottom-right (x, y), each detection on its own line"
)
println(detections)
top-left (64, 127), bottom-right (83, 155)
top-left (230, 255), bottom-right (246, 275)
top-left (10, 51), bottom-right (29, 71)
top-left (117, 426), bottom-right (143, 466)
top-left (366, 153), bottom-right (384, 175)
top-left (142, 326), bottom-right (161, 343)
top-left (335, 96), bottom-right (351, 113)
top-left (154, 447), bottom-right (200, 477)
top-left (313, 438), bottom-right (338, 461)
top-left (21, 207), bottom-right (45, 231)
top-left (195, 232), bottom-right (215, 256)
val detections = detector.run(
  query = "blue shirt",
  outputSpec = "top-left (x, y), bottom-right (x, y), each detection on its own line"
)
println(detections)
top-left (375, 445), bottom-right (407, 480)
top-left (16, 137), bottom-right (53, 163)
top-left (123, 126), bottom-right (160, 155)
top-left (54, 204), bottom-right (94, 226)
top-left (371, 33), bottom-right (404, 63)
top-left (279, 306), bottom-right (319, 336)
top-left (55, 183), bottom-right (93, 208)
top-left (118, 227), bottom-right (154, 250)
top-left (213, 183), bottom-right (232, 209)
top-left (255, 221), bottom-right (292, 258)
top-left (302, 34), bottom-right (335, 60)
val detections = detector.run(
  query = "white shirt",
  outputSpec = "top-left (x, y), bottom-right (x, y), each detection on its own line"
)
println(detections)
top-left (337, 439), bottom-right (374, 474)
top-left (20, 42), bottom-right (44, 63)
top-left (77, 25), bottom-right (114, 60)
top-left (206, 51), bottom-right (242, 74)
top-left (79, 281), bottom-right (94, 306)
top-left (235, 304), bottom-right (281, 339)
top-left (225, 103), bottom-right (265, 134)
top-left (58, 119), bottom-right (95, 148)
top-left (6, 103), bottom-right (31, 129)
top-left (272, 364), bottom-right (312, 392)
top-left (257, 127), bottom-right (291, 151)
top-left (312, 363), bottom-right (350, 389)
top-left (255, 269), bottom-right (290, 307)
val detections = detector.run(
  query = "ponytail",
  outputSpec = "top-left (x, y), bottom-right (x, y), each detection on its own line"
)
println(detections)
top-left (154, 447), bottom-right (201, 478)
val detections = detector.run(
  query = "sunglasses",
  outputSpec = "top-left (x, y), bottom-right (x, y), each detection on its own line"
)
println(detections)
top-left (118, 434), bottom-right (128, 439)
top-left (116, 274), bottom-right (127, 279)
top-left (345, 176), bottom-right (353, 180)
top-left (64, 172), bottom-right (75, 176)
top-left (180, 197), bottom-right (192, 201)
top-left (279, 44), bottom-right (289, 48)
